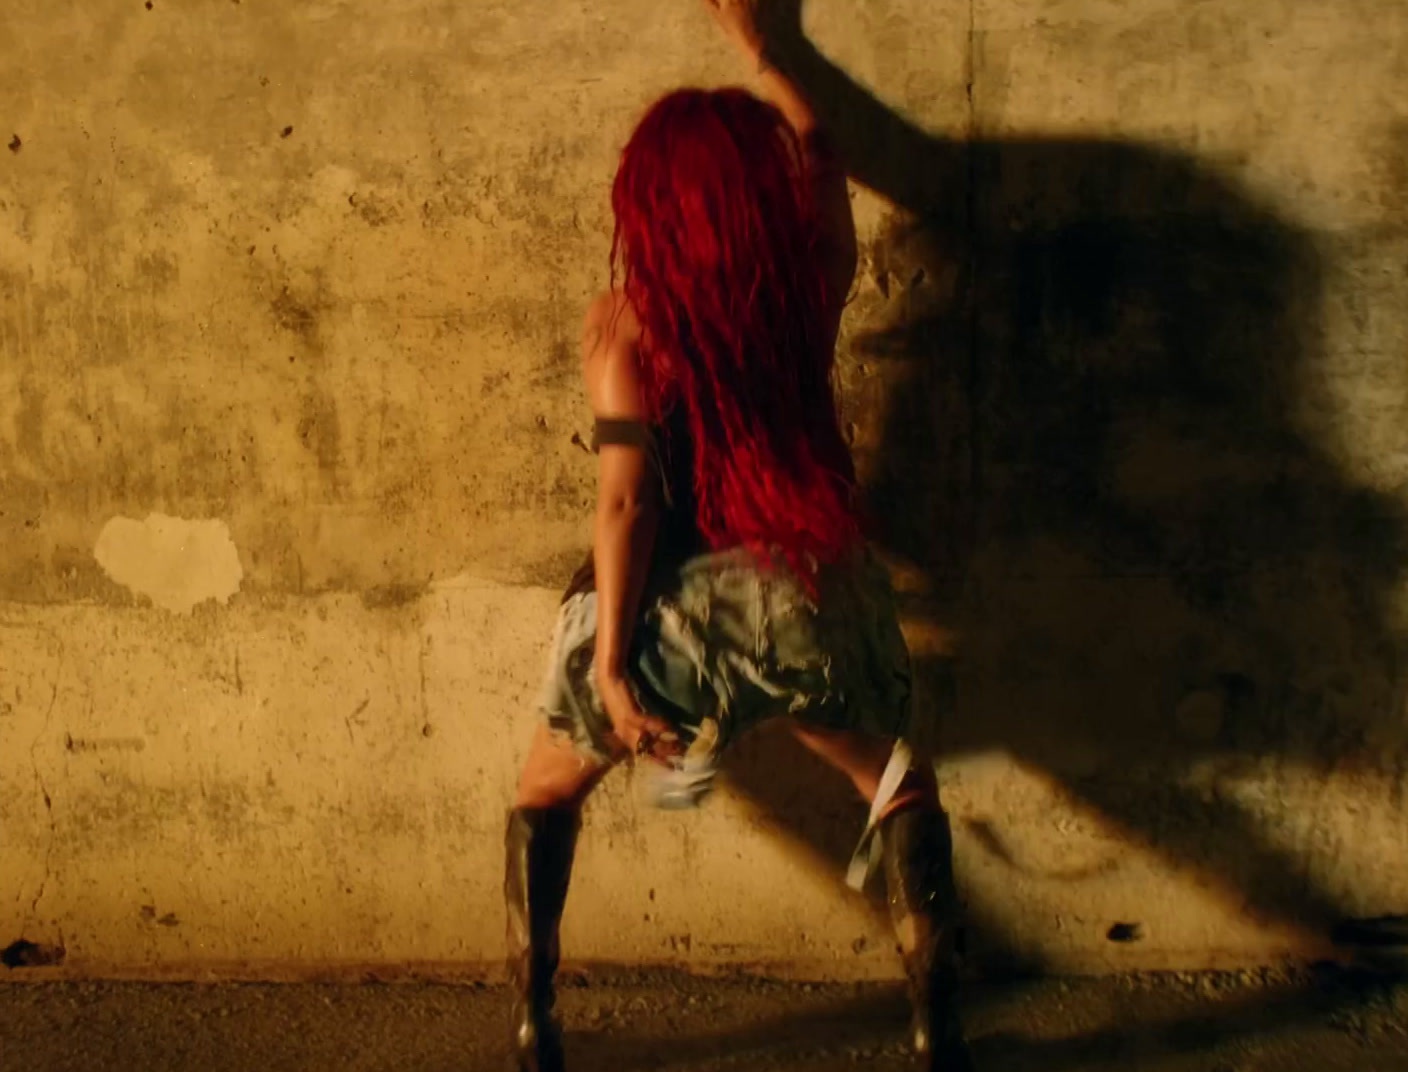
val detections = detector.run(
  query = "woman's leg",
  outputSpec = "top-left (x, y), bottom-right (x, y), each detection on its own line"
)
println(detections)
top-left (506, 727), bottom-right (614, 1072)
top-left (788, 722), bottom-right (972, 1071)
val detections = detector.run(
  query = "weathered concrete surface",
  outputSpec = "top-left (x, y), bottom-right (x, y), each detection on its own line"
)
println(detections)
top-left (2, 970), bottom-right (1407, 1071)
top-left (2, 0), bottom-right (1407, 979)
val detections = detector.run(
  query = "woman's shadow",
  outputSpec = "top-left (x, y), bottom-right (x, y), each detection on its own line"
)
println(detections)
top-left (720, 0), bottom-right (1408, 989)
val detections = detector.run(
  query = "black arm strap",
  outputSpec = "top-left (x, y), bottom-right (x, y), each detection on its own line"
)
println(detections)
top-left (589, 417), bottom-right (674, 507)
top-left (591, 417), bottom-right (652, 452)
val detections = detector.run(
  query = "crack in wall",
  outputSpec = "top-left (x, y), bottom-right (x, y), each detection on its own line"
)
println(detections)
top-left (418, 636), bottom-right (432, 736)
top-left (23, 648), bottom-right (62, 932)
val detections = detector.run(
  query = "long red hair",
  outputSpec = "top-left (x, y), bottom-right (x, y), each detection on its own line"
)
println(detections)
top-left (611, 88), bottom-right (861, 577)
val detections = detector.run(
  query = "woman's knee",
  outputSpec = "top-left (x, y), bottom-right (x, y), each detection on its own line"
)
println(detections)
top-left (515, 725), bottom-right (610, 809)
top-left (876, 766), bottom-right (938, 820)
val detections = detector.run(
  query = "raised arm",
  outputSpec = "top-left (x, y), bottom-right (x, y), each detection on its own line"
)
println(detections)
top-left (705, 0), bottom-right (818, 136)
top-left (704, 0), bottom-right (858, 310)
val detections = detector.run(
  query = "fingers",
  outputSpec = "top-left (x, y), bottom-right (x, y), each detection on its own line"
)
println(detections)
top-left (702, 0), bottom-right (758, 34)
top-left (598, 675), bottom-right (684, 762)
top-left (619, 717), bottom-right (684, 764)
top-left (635, 719), bottom-right (685, 762)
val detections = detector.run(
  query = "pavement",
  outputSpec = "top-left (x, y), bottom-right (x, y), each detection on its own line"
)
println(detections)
top-left (2, 967), bottom-right (1407, 1071)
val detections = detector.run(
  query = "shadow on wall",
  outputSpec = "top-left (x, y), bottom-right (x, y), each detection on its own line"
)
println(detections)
top-left (722, 6), bottom-right (1408, 978)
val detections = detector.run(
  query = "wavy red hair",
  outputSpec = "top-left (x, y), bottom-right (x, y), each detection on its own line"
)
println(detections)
top-left (611, 88), bottom-right (861, 578)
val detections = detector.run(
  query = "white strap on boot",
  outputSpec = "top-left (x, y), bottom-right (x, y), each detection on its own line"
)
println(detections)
top-left (845, 738), bottom-right (916, 891)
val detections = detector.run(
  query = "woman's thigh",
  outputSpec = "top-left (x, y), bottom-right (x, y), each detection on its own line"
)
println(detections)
top-left (787, 720), bottom-right (936, 806)
top-left (786, 721), bottom-right (895, 801)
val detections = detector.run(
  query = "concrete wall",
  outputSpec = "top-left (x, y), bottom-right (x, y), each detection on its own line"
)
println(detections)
top-left (2, 0), bottom-right (1405, 979)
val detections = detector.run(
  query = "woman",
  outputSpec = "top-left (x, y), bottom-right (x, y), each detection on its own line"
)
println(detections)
top-left (506, 3), bottom-right (972, 1069)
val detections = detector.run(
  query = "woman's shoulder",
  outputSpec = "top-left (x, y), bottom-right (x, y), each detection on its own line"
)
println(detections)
top-left (582, 290), bottom-right (647, 418)
top-left (583, 289), bottom-right (642, 352)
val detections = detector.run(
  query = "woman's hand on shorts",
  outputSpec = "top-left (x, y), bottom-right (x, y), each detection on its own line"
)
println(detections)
top-left (597, 672), bottom-right (684, 764)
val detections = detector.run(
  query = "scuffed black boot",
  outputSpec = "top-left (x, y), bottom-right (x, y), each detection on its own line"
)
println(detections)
top-left (505, 806), bottom-right (581, 1072)
top-left (881, 803), bottom-right (974, 1071)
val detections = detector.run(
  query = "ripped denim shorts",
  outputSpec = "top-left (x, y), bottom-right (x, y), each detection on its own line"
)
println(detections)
top-left (537, 545), bottom-right (913, 786)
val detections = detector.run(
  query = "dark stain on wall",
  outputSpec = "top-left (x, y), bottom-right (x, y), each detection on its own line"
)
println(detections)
top-left (347, 189), bottom-right (402, 227)
top-left (139, 905), bottom-right (181, 927)
top-left (1, 939), bottom-right (66, 968)
top-left (361, 582), bottom-right (427, 610)
top-left (1378, 121), bottom-right (1408, 216)
top-left (134, 251), bottom-right (179, 291)
top-left (271, 286), bottom-right (322, 348)
top-left (297, 387), bottom-right (344, 484)
top-left (15, 374), bottom-right (48, 471)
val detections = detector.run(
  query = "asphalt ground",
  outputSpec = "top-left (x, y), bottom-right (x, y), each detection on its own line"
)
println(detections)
top-left (2, 967), bottom-right (1407, 1071)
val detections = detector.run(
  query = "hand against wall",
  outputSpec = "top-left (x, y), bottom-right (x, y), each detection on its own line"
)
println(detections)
top-left (702, 0), bottom-right (766, 58)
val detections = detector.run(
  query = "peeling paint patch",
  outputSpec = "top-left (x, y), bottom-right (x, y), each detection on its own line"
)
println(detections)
top-left (94, 514), bottom-right (243, 614)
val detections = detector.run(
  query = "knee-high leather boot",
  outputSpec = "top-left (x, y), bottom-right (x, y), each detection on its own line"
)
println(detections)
top-left (505, 806), bottom-right (581, 1072)
top-left (881, 803), bottom-right (974, 1070)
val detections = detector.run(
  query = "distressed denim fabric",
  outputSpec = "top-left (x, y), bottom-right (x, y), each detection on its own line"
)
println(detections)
top-left (538, 547), bottom-right (913, 770)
